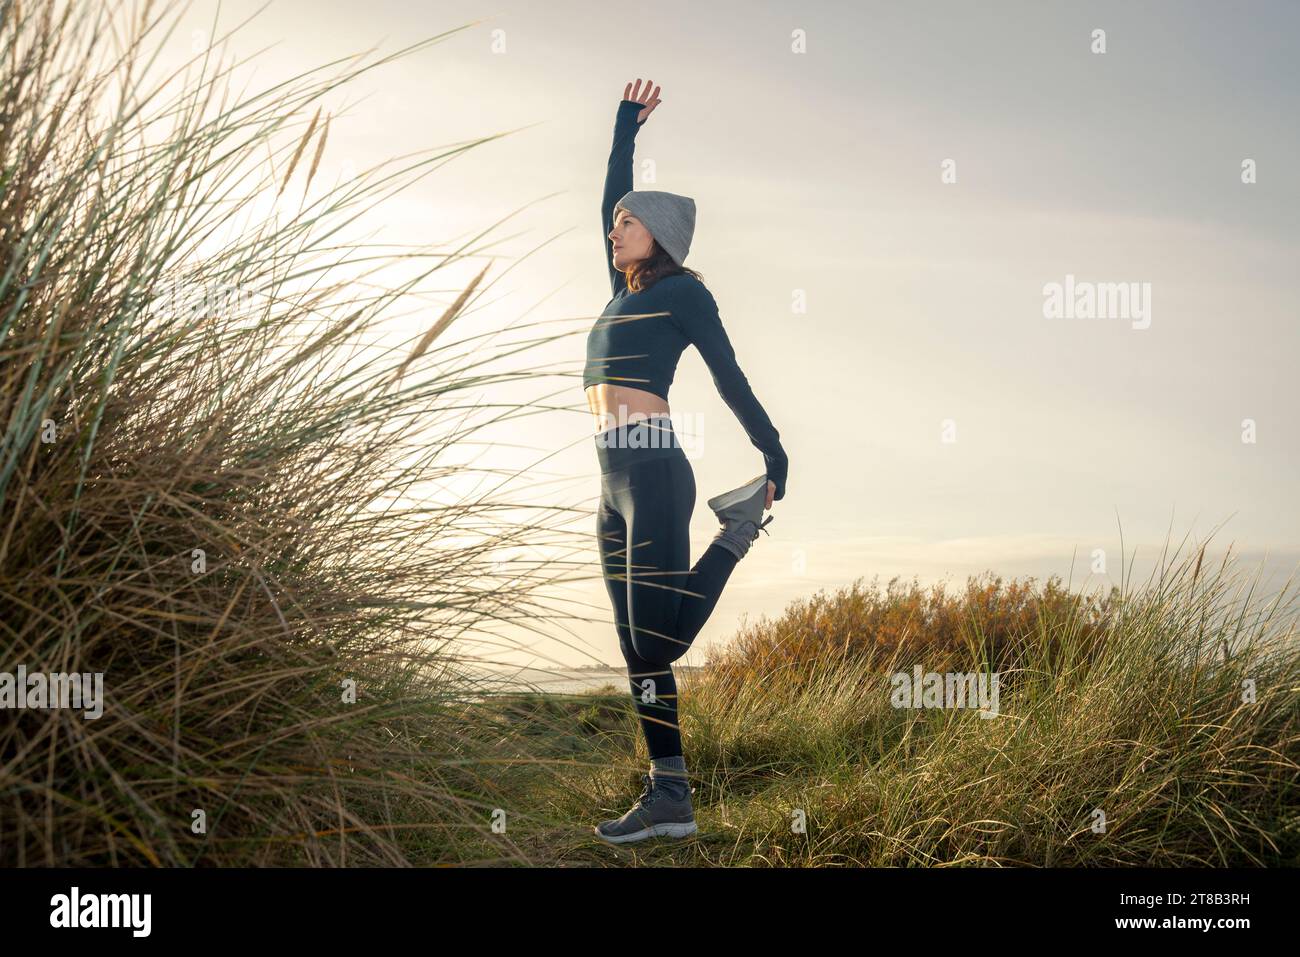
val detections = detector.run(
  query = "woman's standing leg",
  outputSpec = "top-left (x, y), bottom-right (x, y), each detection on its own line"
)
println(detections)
top-left (596, 442), bottom-right (750, 759)
top-left (592, 437), bottom-right (746, 842)
top-left (620, 454), bottom-right (696, 667)
top-left (597, 490), bottom-right (682, 759)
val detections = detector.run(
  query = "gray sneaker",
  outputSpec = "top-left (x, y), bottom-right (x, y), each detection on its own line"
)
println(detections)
top-left (707, 474), bottom-right (773, 561)
top-left (594, 773), bottom-right (697, 844)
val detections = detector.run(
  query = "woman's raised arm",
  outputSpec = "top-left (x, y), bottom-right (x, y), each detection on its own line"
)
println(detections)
top-left (602, 79), bottom-right (661, 297)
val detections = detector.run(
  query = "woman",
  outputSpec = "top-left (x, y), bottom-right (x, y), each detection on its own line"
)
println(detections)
top-left (586, 78), bottom-right (790, 844)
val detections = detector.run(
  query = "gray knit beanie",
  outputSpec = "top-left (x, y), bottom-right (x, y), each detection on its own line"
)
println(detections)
top-left (613, 189), bottom-right (696, 267)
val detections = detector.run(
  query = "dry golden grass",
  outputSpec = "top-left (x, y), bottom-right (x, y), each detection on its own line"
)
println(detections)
top-left (486, 537), bottom-right (1300, 866)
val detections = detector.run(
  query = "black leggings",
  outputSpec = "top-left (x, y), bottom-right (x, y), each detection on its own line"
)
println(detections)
top-left (595, 416), bottom-right (739, 759)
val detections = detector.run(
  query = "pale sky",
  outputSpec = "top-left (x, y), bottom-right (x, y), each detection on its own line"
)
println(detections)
top-left (163, 1), bottom-right (1299, 668)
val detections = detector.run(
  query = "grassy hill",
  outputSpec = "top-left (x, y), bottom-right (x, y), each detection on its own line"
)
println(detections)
top-left (462, 560), bottom-right (1300, 866)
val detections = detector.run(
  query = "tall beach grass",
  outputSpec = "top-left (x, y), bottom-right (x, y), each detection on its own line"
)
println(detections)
top-left (0, 0), bottom-right (593, 866)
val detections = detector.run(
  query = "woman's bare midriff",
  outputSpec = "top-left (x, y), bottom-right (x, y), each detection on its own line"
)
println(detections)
top-left (585, 383), bottom-right (670, 432)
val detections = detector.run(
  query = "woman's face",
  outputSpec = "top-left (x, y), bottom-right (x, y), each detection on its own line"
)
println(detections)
top-left (609, 208), bottom-right (655, 269)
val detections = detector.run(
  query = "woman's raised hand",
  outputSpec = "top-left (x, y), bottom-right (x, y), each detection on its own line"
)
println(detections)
top-left (623, 78), bottom-right (662, 123)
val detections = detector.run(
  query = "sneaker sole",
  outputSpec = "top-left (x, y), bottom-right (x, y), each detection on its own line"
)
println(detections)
top-left (593, 820), bottom-right (698, 844)
top-left (706, 474), bottom-right (768, 513)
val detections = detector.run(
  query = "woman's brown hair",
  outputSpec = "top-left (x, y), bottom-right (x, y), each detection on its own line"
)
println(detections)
top-left (623, 240), bottom-right (704, 293)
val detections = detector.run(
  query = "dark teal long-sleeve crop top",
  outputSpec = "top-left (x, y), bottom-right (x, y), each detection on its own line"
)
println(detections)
top-left (584, 99), bottom-right (789, 501)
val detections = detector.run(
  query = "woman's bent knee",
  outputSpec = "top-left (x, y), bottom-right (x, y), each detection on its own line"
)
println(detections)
top-left (630, 635), bottom-right (684, 667)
